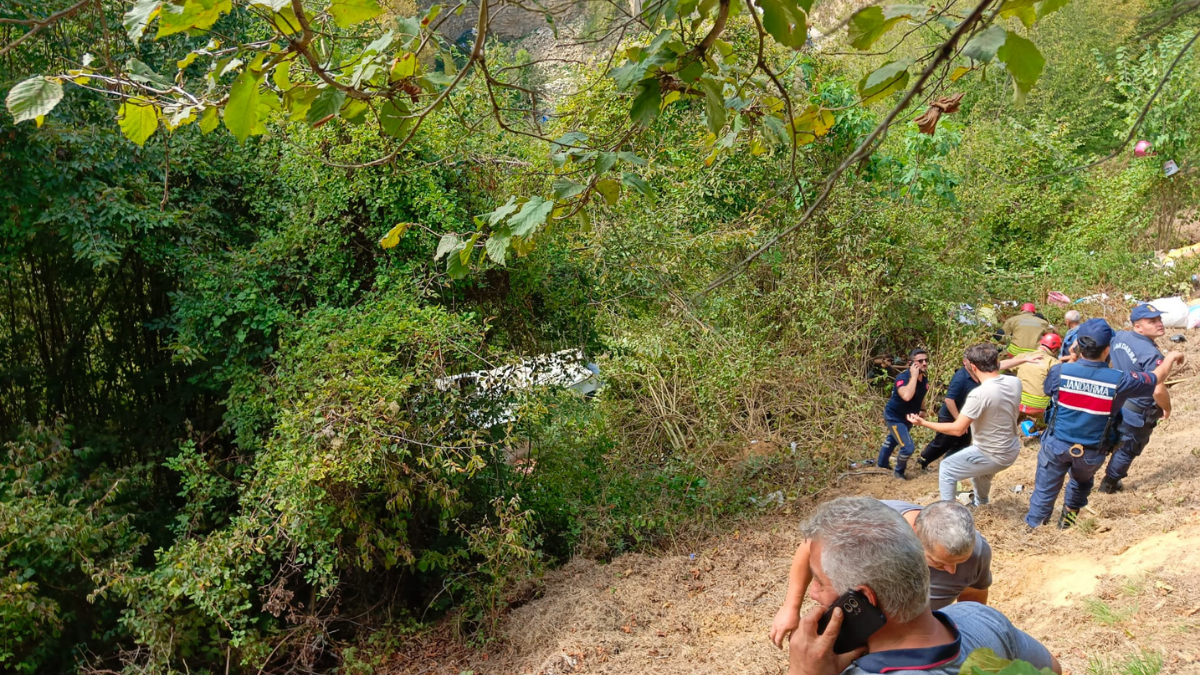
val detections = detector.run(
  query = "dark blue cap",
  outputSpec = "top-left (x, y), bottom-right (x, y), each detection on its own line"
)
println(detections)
top-left (1075, 318), bottom-right (1114, 348)
top-left (1130, 303), bottom-right (1164, 322)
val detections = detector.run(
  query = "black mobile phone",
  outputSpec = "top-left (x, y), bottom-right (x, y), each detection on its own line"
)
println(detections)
top-left (815, 589), bottom-right (888, 654)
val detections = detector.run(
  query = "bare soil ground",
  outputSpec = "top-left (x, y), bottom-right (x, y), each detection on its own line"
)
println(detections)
top-left (394, 330), bottom-right (1200, 675)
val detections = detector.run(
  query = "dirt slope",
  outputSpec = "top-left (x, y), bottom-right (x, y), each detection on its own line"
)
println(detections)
top-left (403, 331), bottom-right (1200, 675)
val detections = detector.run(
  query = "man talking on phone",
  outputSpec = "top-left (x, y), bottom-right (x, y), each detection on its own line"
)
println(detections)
top-left (784, 498), bottom-right (1060, 675)
top-left (770, 500), bottom-right (992, 647)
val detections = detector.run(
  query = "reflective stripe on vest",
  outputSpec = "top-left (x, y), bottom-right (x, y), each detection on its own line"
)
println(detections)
top-left (1050, 363), bottom-right (1123, 446)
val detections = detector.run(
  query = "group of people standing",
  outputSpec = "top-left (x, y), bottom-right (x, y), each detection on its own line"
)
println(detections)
top-left (875, 302), bottom-right (1184, 529)
top-left (761, 302), bottom-right (1186, 675)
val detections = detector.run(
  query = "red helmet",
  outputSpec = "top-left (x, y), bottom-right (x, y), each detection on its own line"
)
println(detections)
top-left (1039, 333), bottom-right (1063, 351)
top-left (1021, 302), bottom-right (1037, 313)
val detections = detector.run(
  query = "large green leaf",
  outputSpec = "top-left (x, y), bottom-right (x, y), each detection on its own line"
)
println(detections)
top-left (508, 197), bottom-right (554, 237)
top-left (6, 77), bottom-right (63, 124)
top-left (123, 0), bottom-right (162, 44)
top-left (157, 0), bottom-right (233, 38)
top-left (630, 78), bottom-right (662, 127)
top-left (883, 3), bottom-right (928, 19)
top-left (552, 178), bottom-right (585, 201)
top-left (329, 0), bottom-right (383, 28)
top-left (485, 227), bottom-right (512, 265)
top-left (962, 25), bottom-right (1006, 63)
top-left (622, 172), bottom-right (655, 202)
top-left (434, 234), bottom-right (461, 260)
top-left (595, 178), bottom-right (621, 205)
top-left (1036, 0), bottom-right (1072, 19)
top-left (846, 6), bottom-right (904, 50)
top-left (224, 69), bottom-right (261, 143)
top-left (118, 99), bottom-right (159, 146)
top-left (306, 87), bottom-right (345, 126)
top-left (759, 0), bottom-right (806, 49)
top-left (379, 100), bottom-right (412, 138)
top-left (997, 31), bottom-right (1045, 102)
top-left (857, 58), bottom-right (911, 104)
top-left (479, 196), bottom-right (520, 227)
top-left (701, 77), bottom-right (726, 134)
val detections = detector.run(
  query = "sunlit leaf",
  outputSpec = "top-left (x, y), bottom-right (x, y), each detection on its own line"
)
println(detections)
top-left (124, 0), bottom-right (162, 44)
top-left (224, 69), bottom-right (262, 143)
top-left (508, 197), bottom-right (554, 237)
top-left (997, 31), bottom-right (1045, 103)
top-left (157, 0), bottom-right (233, 39)
top-left (6, 77), bottom-right (63, 124)
top-left (846, 6), bottom-right (904, 50)
top-left (1036, 0), bottom-right (1072, 19)
top-left (391, 53), bottom-right (418, 80)
top-left (379, 222), bottom-right (411, 249)
top-left (329, 0), bottom-right (383, 28)
top-left (434, 234), bottom-right (461, 260)
top-left (595, 178), bottom-right (621, 205)
top-left (198, 106), bottom-right (220, 133)
top-left (118, 99), bottom-right (159, 146)
top-left (857, 58), bottom-right (912, 104)
top-left (759, 0), bottom-right (807, 50)
top-left (950, 66), bottom-right (973, 81)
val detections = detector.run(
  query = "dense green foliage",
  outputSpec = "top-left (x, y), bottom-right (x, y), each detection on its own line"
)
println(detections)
top-left (3, 0), bottom-right (1200, 672)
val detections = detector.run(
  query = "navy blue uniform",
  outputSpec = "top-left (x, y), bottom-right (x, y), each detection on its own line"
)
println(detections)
top-left (876, 371), bottom-right (928, 469)
top-left (1104, 331), bottom-right (1164, 482)
top-left (1024, 361), bottom-right (1158, 527)
top-left (1060, 326), bottom-right (1080, 359)
top-left (919, 367), bottom-right (979, 467)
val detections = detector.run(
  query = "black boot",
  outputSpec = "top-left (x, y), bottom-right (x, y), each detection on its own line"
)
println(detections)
top-left (893, 458), bottom-right (910, 480)
top-left (1057, 507), bottom-right (1079, 530)
top-left (1097, 476), bottom-right (1122, 494)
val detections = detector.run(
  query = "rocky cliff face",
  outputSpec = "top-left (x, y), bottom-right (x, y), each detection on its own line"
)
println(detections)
top-left (419, 0), bottom-right (589, 42)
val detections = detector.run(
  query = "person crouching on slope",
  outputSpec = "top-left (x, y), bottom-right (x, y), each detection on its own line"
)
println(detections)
top-left (908, 344), bottom-right (1022, 507)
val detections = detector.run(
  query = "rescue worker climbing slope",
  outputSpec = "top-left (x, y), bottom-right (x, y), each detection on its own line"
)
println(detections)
top-left (1099, 303), bottom-right (1174, 493)
top-left (1024, 319), bottom-right (1185, 529)
top-left (1012, 333), bottom-right (1062, 427)
top-left (1001, 303), bottom-right (1049, 356)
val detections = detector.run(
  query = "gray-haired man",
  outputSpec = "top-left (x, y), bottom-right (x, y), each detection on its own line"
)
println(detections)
top-left (771, 500), bottom-right (992, 648)
top-left (782, 497), bottom-right (1059, 675)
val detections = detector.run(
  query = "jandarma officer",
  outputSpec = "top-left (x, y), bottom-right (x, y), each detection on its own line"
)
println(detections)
top-left (1023, 319), bottom-right (1184, 529)
top-left (1099, 303), bottom-right (1173, 494)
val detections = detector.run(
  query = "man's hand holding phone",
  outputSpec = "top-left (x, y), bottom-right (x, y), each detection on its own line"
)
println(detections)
top-left (787, 606), bottom-right (867, 675)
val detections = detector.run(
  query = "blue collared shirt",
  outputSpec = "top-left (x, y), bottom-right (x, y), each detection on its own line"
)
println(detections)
top-left (1060, 326), bottom-right (1079, 358)
top-left (843, 603), bottom-right (1054, 675)
top-left (1108, 330), bottom-right (1163, 411)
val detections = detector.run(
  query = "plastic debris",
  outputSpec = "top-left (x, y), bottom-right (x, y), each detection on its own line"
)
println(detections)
top-left (1012, 485), bottom-right (1025, 493)
top-left (1047, 291), bottom-right (1071, 306)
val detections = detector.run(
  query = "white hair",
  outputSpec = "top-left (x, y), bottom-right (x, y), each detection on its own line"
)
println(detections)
top-left (1065, 310), bottom-right (1082, 325)
top-left (914, 501), bottom-right (976, 558)
top-left (801, 497), bottom-right (929, 623)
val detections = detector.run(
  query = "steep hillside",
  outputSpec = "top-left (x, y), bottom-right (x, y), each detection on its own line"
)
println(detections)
top-left (397, 330), bottom-right (1200, 675)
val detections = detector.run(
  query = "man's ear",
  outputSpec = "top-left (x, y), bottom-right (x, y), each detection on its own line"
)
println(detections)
top-left (857, 585), bottom-right (880, 609)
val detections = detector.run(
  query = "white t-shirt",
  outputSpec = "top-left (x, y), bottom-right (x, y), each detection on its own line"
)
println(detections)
top-left (960, 375), bottom-right (1022, 465)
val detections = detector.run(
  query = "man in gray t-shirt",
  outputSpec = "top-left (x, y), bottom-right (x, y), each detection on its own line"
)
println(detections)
top-left (882, 500), bottom-right (993, 609)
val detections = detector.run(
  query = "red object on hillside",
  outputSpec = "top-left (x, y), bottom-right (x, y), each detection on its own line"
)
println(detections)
top-left (1135, 140), bottom-right (1153, 157)
top-left (1021, 302), bottom-right (1037, 312)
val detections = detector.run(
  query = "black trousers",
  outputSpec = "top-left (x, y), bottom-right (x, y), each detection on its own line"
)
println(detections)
top-left (919, 412), bottom-right (971, 466)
